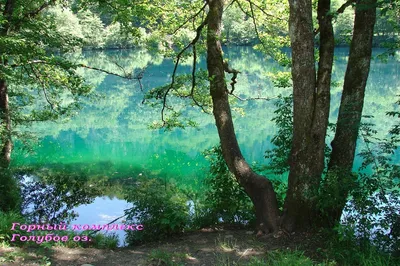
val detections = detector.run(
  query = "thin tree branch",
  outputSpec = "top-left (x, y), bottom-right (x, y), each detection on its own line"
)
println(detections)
top-left (187, 18), bottom-right (210, 114)
top-left (190, 42), bottom-right (208, 112)
top-left (246, 0), bottom-right (274, 59)
top-left (23, 0), bottom-right (57, 20)
top-left (234, 0), bottom-right (278, 60)
top-left (235, 0), bottom-right (251, 18)
top-left (78, 64), bottom-right (142, 80)
top-left (14, 59), bottom-right (146, 106)
top-left (171, 2), bottom-right (208, 35)
top-left (11, 60), bottom-right (144, 81)
top-left (10, 60), bottom-right (49, 68)
top-left (247, 0), bottom-right (285, 21)
top-left (224, 0), bottom-right (236, 12)
top-left (11, 0), bottom-right (57, 31)
top-left (337, 0), bottom-right (358, 14)
top-left (28, 65), bottom-right (58, 113)
top-left (229, 93), bottom-right (276, 101)
top-left (161, 15), bottom-right (209, 125)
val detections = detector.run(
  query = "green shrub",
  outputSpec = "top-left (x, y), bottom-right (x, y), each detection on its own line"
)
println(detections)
top-left (264, 94), bottom-right (292, 175)
top-left (200, 145), bottom-right (255, 227)
top-left (324, 226), bottom-right (398, 266)
top-left (90, 233), bottom-right (119, 249)
top-left (0, 211), bottom-right (26, 245)
top-left (124, 177), bottom-right (191, 245)
top-left (0, 170), bottom-right (21, 213)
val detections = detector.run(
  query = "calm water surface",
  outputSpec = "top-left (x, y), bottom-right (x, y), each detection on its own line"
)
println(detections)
top-left (14, 47), bottom-right (400, 244)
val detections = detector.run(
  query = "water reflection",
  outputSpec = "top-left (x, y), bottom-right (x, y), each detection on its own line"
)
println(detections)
top-left (73, 197), bottom-right (131, 247)
top-left (13, 47), bottom-right (400, 246)
top-left (12, 47), bottom-right (400, 186)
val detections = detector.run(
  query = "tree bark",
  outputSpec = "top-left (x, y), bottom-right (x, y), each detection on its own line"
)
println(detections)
top-left (2, 0), bottom-right (15, 35)
top-left (207, 0), bottom-right (280, 234)
top-left (0, 1), bottom-right (15, 169)
top-left (0, 79), bottom-right (12, 168)
top-left (281, 0), bottom-right (333, 232)
top-left (315, 0), bottom-right (334, 143)
top-left (328, 0), bottom-right (377, 223)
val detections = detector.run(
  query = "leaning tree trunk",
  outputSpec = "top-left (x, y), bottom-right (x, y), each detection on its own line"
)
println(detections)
top-left (282, 0), bottom-right (334, 232)
top-left (207, 0), bottom-right (280, 234)
top-left (327, 0), bottom-right (377, 224)
top-left (0, 79), bottom-right (12, 168)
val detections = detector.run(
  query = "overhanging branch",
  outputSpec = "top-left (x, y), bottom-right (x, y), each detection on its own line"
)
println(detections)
top-left (161, 15), bottom-right (209, 124)
top-left (171, 2), bottom-right (208, 35)
top-left (11, 59), bottom-right (144, 82)
top-left (246, 0), bottom-right (285, 21)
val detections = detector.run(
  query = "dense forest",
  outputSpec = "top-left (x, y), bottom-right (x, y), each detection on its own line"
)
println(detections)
top-left (0, 0), bottom-right (399, 265)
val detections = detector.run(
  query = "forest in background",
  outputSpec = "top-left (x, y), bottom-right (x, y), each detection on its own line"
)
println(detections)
top-left (29, 0), bottom-right (400, 49)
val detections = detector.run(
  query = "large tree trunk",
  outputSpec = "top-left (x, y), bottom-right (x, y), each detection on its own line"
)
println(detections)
top-left (0, 79), bottom-right (12, 168)
top-left (207, 0), bottom-right (280, 234)
top-left (0, 0), bottom-right (15, 169)
top-left (327, 0), bottom-right (377, 223)
top-left (282, 0), bottom-right (334, 232)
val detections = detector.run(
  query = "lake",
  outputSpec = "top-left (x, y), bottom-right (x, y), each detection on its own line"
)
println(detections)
top-left (13, 46), bottom-right (400, 245)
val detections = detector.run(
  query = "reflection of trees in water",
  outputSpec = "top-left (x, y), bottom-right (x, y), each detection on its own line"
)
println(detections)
top-left (12, 48), bottom-right (400, 182)
top-left (18, 171), bottom-right (105, 224)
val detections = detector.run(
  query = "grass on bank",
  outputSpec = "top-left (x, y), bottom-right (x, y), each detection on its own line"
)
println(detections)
top-left (0, 210), bottom-right (119, 249)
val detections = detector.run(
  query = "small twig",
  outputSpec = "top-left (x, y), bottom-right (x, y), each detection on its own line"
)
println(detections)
top-left (247, 0), bottom-right (285, 21)
top-left (229, 93), bottom-right (276, 102)
top-left (78, 64), bottom-right (140, 80)
top-left (224, 0), bottom-right (236, 12)
top-left (88, 210), bottom-right (132, 236)
top-left (10, 60), bottom-right (48, 68)
top-left (111, 58), bottom-right (128, 78)
top-left (171, 2), bottom-right (208, 35)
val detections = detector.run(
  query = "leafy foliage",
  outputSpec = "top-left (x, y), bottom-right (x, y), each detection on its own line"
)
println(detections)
top-left (339, 114), bottom-right (400, 252)
top-left (0, 211), bottom-right (26, 244)
top-left (124, 177), bottom-right (191, 245)
top-left (324, 226), bottom-right (399, 265)
top-left (0, 1), bottom-right (94, 158)
top-left (264, 94), bottom-right (293, 175)
top-left (222, 5), bottom-right (256, 45)
top-left (264, 91), bottom-right (399, 253)
top-left (201, 145), bottom-right (255, 226)
top-left (0, 170), bottom-right (21, 212)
